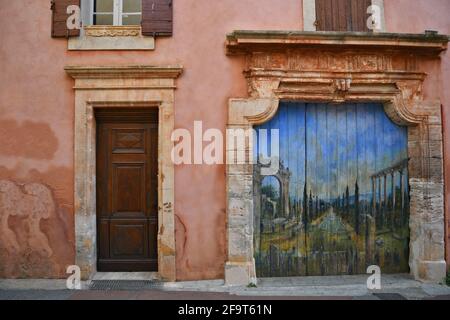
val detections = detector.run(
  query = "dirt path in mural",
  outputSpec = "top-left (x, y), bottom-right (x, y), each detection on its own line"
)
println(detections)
top-left (308, 207), bottom-right (358, 256)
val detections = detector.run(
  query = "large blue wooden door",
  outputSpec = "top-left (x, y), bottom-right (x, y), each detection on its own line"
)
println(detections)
top-left (254, 102), bottom-right (410, 277)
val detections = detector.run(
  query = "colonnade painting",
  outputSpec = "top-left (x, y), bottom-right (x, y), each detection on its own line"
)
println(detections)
top-left (371, 159), bottom-right (409, 231)
top-left (253, 102), bottom-right (410, 277)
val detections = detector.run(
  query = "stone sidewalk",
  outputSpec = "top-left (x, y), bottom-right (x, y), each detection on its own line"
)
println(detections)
top-left (1, 274), bottom-right (449, 300)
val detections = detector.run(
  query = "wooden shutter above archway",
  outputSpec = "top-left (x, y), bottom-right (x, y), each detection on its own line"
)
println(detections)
top-left (315, 0), bottom-right (372, 32)
top-left (51, 0), bottom-right (80, 38)
top-left (141, 0), bottom-right (173, 36)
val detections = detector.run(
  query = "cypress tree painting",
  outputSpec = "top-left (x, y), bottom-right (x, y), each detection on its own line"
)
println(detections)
top-left (253, 102), bottom-right (410, 277)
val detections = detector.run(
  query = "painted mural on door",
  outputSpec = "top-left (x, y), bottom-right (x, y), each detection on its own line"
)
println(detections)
top-left (254, 102), bottom-right (410, 277)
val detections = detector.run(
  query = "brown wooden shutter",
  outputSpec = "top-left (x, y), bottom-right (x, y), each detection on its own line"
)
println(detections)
top-left (51, 0), bottom-right (81, 38)
top-left (141, 0), bottom-right (173, 36)
top-left (315, 0), bottom-right (372, 32)
top-left (350, 0), bottom-right (372, 32)
top-left (315, 0), bottom-right (333, 31)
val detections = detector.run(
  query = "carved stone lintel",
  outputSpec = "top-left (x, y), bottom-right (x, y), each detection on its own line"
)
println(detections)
top-left (84, 25), bottom-right (141, 37)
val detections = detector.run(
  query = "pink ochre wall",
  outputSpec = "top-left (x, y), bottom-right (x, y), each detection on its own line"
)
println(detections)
top-left (0, 0), bottom-right (302, 279)
top-left (0, 0), bottom-right (448, 279)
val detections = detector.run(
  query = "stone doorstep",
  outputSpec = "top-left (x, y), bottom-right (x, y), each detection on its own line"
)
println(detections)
top-left (92, 272), bottom-right (160, 281)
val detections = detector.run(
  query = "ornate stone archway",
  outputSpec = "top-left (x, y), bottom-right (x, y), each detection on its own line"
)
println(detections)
top-left (224, 31), bottom-right (448, 285)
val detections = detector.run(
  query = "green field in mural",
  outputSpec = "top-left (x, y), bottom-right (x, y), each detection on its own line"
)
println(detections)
top-left (254, 102), bottom-right (410, 277)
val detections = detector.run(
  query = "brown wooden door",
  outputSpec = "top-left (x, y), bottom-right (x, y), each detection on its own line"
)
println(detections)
top-left (96, 108), bottom-right (158, 272)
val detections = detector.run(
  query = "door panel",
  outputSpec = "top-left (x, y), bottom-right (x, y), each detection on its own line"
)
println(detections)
top-left (254, 103), bottom-right (410, 277)
top-left (112, 129), bottom-right (146, 154)
top-left (96, 109), bottom-right (158, 272)
top-left (112, 164), bottom-right (145, 215)
top-left (110, 221), bottom-right (148, 258)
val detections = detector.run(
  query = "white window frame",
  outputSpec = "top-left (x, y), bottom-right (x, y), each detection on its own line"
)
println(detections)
top-left (92, 0), bottom-right (142, 26)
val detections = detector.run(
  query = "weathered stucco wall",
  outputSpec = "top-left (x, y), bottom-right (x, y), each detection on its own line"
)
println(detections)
top-left (0, 0), bottom-right (448, 280)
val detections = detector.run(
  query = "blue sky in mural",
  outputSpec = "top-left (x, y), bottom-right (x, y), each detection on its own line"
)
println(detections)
top-left (256, 102), bottom-right (408, 201)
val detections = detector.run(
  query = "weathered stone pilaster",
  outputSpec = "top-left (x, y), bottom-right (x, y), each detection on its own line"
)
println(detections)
top-left (410, 180), bottom-right (447, 281)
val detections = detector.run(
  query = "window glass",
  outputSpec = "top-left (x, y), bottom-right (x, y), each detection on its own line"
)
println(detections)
top-left (94, 0), bottom-right (114, 13)
top-left (122, 14), bottom-right (142, 25)
top-left (123, 0), bottom-right (141, 13)
top-left (94, 14), bottom-right (114, 25)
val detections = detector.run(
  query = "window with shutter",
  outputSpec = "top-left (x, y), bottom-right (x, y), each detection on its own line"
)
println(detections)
top-left (92, 0), bottom-right (142, 26)
top-left (141, 0), bottom-right (173, 36)
top-left (315, 0), bottom-right (372, 32)
top-left (51, 0), bottom-right (81, 37)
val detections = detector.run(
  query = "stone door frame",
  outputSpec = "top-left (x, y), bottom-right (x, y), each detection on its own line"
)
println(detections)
top-left (65, 65), bottom-right (182, 281)
top-left (224, 31), bottom-right (448, 285)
